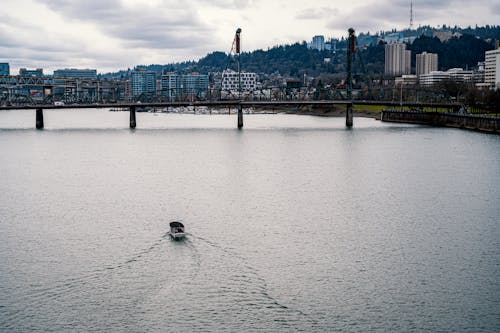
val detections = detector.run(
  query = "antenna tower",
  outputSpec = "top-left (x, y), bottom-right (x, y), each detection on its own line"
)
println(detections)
top-left (410, 1), bottom-right (414, 30)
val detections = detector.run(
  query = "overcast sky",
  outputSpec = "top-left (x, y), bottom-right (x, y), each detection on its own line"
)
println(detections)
top-left (1, 0), bottom-right (499, 74)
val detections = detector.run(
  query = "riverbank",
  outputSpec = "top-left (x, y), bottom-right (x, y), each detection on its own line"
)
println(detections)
top-left (381, 110), bottom-right (500, 134)
top-left (253, 104), bottom-right (381, 119)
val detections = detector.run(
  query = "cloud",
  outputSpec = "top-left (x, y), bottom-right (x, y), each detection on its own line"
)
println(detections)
top-left (37, 0), bottom-right (216, 49)
top-left (493, 3), bottom-right (500, 15)
top-left (1, 0), bottom-right (499, 74)
top-left (326, 0), bottom-right (498, 33)
top-left (296, 7), bottom-right (339, 20)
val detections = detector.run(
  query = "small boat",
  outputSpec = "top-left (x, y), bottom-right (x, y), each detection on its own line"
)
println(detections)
top-left (169, 221), bottom-right (186, 240)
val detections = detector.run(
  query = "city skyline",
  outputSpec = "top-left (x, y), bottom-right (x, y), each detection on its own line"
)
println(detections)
top-left (1, 0), bottom-right (499, 74)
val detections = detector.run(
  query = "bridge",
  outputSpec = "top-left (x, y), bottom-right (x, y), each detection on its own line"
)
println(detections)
top-left (0, 100), bottom-right (461, 129)
top-left (0, 28), bottom-right (464, 130)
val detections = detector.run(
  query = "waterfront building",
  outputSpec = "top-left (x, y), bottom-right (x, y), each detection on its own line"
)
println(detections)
top-left (309, 35), bottom-right (325, 51)
top-left (221, 69), bottom-right (257, 93)
top-left (385, 43), bottom-right (411, 76)
top-left (19, 68), bottom-right (44, 77)
top-left (473, 61), bottom-right (485, 84)
top-left (485, 48), bottom-right (500, 89)
top-left (131, 70), bottom-right (156, 97)
top-left (418, 71), bottom-right (449, 86)
top-left (161, 72), bottom-right (209, 100)
top-left (395, 74), bottom-right (418, 86)
top-left (0, 63), bottom-right (9, 76)
top-left (53, 68), bottom-right (97, 79)
top-left (416, 52), bottom-right (438, 76)
top-left (124, 80), bottom-right (132, 99)
top-left (419, 68), bottom-right (474, 86)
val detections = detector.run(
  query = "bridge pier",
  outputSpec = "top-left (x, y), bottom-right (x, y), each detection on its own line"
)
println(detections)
top-left (130, 106), bottom-right (136, 129)
top-left (237, 105), bottom-right (243, 129)
top-left (36, 108), bottom-right (44, 129)
top-left (346, 28), bottom-right (356, 128)
top-left (346, 103), bottom-right (353, 127)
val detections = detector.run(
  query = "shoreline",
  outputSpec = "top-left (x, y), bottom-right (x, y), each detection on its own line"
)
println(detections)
top-left (253, 105), bottom-right (381, 120)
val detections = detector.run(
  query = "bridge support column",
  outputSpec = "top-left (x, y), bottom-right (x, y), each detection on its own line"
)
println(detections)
top-left (36, 108), bottom-right (44, 129)
top-left (130, 106), bottom-right (136, 129)
top-left (237, 105), bottom-right (243, 129)
top-left (346, 103), bottom-right (353, 127)
top-left (346, 28), bottom-right (356, 128)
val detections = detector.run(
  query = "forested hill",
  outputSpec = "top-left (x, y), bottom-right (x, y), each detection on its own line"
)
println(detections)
top-left (102, 26), bottom-right (499, 78)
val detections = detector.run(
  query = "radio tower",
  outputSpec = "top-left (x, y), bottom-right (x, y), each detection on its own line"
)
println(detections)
top-left (410, 0), bottom-right (414, 30)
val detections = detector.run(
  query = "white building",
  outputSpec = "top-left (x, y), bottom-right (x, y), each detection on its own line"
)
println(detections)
top-left (485, 48), bottom-right (500, 89)
top-left (385, 43), bottom-right (411, 76)
top-left (221, 69), bottom-right (257, 93)
top-left (416, 52), bottom-right (438, 77)
top-left (395, 74), bottom-right (418, 86)
top-left (419, 68), bottom-right (474, 86)
top-left (447, 68), bottom-right (474, 82)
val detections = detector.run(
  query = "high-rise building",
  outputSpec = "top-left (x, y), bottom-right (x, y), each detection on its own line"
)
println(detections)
top-left (416, 52), bottom-right (438, 76)
top-left (310, 35), bottom-right (325, 51)
top-left (385, 43), bottom-right (411, 76)
top-left (131, 70), bottom-right (156, 97)
top-left (161, 72), bottom-right (209, 100)
top-left (0, 63), bottom-right (9, 76)
top-left (53, 68), bottom-right (97, 79)
top-left (19, 68), bottom-right (44, 77)
top-left (485, 48), bottom-right (500, 89)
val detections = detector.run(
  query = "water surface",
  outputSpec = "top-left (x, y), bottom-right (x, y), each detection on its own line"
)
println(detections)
top-left (1, 109), bottom-right (499, 332)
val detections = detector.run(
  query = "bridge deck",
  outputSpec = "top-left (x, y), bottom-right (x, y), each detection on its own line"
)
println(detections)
top-left (0, 100), bottom-right (460, 110)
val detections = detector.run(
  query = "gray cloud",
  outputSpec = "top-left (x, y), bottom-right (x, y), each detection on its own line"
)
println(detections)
top-left (1, 0), bottom-right (498, 74)
top-left (296, 7), bottom-right (340, 20)
top-left (196, 0), bottom-right (258, 8)
top-left (37, 0), bottom-right (216, 49)
top-left (325, 0), bottom-right (487, 33)
top-left (493, 3), bottom-right (500, 14)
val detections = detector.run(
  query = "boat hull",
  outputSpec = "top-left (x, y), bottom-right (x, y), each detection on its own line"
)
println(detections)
top-left (170, 232), bottom-right (185, 240)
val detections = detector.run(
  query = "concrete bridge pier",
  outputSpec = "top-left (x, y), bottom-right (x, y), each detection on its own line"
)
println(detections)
top-left (36, 108), bottom-right (44, 129)
top-left (130, 106), bottom-right (136, 129)
top-left (346, 103), bottom-right (353, 127)
top-left (237, 105), bottom-right (243, 129)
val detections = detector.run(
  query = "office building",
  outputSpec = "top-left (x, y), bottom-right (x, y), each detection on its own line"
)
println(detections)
top-left (19, 68), bottom-right (44, 77)
top-left (131, 70), bottom-right (157, 97)
top-left (419, 68), bottom-right (474, 86)
top-left (416, 52), bottom-right (438, 76)
top-left (53, 68), bottom-right (97, 79)
top-left (485, 48), bottom-right (500, 89)
top-left (385, 43), bottom-right (411, 76)
top-left (0, 63), bottom-right (9, 76)
top-left (161, 72), bottom-right (209, 100)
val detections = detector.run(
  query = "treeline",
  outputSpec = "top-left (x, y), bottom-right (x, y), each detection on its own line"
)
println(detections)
top-left (408, 35), bottom-right (493, 70)
top-left (102, 25), bottom-right (500, 79)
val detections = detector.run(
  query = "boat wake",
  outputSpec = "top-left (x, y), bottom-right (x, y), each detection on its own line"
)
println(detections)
top-left (0, 232), bottom-right (172, 330)
top-left (180, 233), bottom-right (319, 331)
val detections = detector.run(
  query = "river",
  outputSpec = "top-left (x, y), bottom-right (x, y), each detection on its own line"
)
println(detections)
top-left (1, 109), bottom-right (499, 332)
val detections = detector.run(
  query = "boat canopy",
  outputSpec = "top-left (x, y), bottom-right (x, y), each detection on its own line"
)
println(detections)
top-left (170, 221), bottom-right (184, 228)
